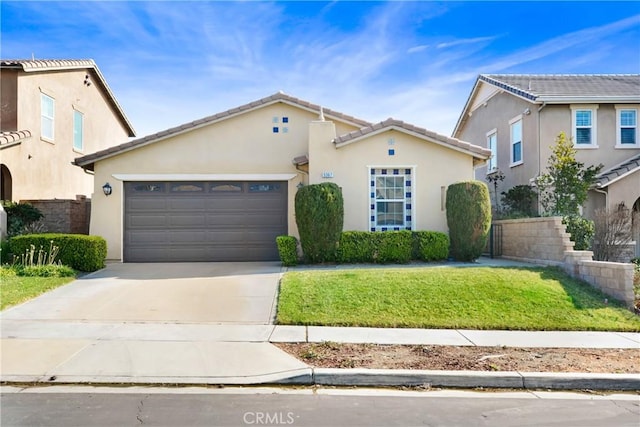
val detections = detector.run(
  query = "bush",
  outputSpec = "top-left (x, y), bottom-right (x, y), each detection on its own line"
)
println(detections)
top-left (376, 230), bottom-right (413, 263)
top-left (446, 181), bottom-right (492, 261)
top-left (501, 185), bottom-right (537, 217)
top-left (10, 234), bottom-right (107, 272)
top-left (412, 231), bottom-right (449, 261)
top-left (1, 239), bottom-right (10, 264)
top-left (337, 231), bottom-right (376, 263)
top-left (12, 264), bottom-right (76, 277)
top-left (276, 236), bottom-right (299, 266)
top-left (338, 231), bottom-right (447, 264)
top-left (295, 183), bottom-right (344, 263)
top-left (562, 215), bottom-right (594, 251)
top-left (2, 201), bottom-right (43, 237)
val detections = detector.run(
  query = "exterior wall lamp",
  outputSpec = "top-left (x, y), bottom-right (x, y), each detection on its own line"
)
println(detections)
top-left (102, 182), bottom-right (113, 196)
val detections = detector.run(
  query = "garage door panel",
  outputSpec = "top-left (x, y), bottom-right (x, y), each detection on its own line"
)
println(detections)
top-left (124, 181), bottom-right (287, 262)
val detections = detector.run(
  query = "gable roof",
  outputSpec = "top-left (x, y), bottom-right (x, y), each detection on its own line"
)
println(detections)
top-left (594, 153), bottom-right (640, 188)
top-left (334, 118), bottom-right (490, 161)
top-left (1, 59), bottom-right (136, 137)
top-left (74, 92), bottom-right (371, 171)
top-left (453, 74), bottom-right (640, 137)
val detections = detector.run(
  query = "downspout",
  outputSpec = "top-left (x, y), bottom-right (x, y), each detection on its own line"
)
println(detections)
top-left (593, 187), bottom-right (608, 211)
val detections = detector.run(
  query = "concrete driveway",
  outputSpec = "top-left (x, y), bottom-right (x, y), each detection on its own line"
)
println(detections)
top-left (1, 262), bottom-right (283, 324)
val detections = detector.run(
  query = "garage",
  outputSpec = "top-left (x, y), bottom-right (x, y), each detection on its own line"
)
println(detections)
top-left (124, 181), bottom-right (287, 262)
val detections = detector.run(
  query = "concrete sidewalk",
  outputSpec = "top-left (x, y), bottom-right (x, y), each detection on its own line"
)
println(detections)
top-left (2, 323), bottom-right (639, 390)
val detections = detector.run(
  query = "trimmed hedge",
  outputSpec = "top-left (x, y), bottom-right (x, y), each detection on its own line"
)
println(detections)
top-left (337, 230), bottom-right (449, 264)
top-left (276, 235), bottom-right (299, 266)
top-left (412, 231), bottom-right (450, 261)
top-left (9, 234), bottom-right (107, 272)
top-left (446, 181), bottom-right (491, 262)
top-left (295, 183), bottom-right (344, 263)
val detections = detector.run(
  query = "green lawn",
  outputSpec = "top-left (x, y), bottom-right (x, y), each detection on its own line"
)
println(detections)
top-left (276, 267), bottom-right (640, 331)
top-left (0, 269), bottom-right (75, 310)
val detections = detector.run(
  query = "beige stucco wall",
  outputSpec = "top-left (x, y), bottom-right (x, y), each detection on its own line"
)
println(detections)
top-left (1, 69), bottom-right (131, 201)
top-left (310, 124), bottom-right (476, 233)
top-left (91, 103), bottom-right (360, 259)
top-left (460, 83), bottom-right (640, 215)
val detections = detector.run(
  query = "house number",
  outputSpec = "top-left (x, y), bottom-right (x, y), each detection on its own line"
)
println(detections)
top-left (322, 171), bottom-right (334, 178)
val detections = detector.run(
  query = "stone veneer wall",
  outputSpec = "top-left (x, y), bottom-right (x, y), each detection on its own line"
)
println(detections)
top-left (494, 217), bottom-right (635, 309)
top-left (23, 196), bottom-right (91, 235)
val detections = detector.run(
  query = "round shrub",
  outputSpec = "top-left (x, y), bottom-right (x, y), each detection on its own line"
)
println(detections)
top-left (276, 235), bottom-right (299, 266)
top-left (446, 181), bottom-right (492, 262)
top-left (295, 183), bottom-right (344, 263)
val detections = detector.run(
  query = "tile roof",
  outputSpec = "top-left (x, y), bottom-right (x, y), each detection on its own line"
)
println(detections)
top-left (0, 130), bottom-right (32, 148)
top-left (595, 153), bottom-right (640, 188)
top-left (479, 74), bottom-right (640, 103)
top-left (1, 59), bottom-right (135, 137)
top-left (74, 92), bottom-right (371, 170)
top-left (334, 118), bottom-right (491, 159)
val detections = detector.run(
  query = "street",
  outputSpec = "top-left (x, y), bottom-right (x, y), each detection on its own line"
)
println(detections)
top-left (2, 386), bottom-right (638, 427)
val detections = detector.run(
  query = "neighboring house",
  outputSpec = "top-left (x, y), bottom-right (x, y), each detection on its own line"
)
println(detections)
top-left (74, 92), bottom-right (490, 262)
top-left (0, 59), bottom-right (135, 203)
top-left (453, 74), bottom-right (640, 257)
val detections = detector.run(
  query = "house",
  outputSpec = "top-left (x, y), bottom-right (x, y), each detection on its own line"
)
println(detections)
top-left (0, 59), bottom-right (135, 203)
top-left (453, 74), bottom-right (640, 257)
top-left (73, 92), bottom-right (490, 262)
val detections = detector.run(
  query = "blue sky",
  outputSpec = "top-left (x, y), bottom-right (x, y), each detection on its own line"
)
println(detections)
top-left (2, 1), bottom-right (639, 139)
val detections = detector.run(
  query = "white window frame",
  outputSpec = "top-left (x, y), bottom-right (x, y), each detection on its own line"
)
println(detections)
top-left (73, 108), bottom-right (84, 152)
top-left (368, 166), bottom-right (415, 232)
top-left (615, 105), bottom-right (639, 148)
top-left (374, 174), bottom-right (406, 228)
top-left (509, 115), bottom-right (523, 167)
top-left (571, 105), bottom-right (598, 148)
top-left (486, 129), bottom-right (497, 172)
top-left (40, 92), bottom-right (55, 142)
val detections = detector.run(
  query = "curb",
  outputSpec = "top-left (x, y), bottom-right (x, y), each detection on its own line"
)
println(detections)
top-left (4, 369), bottom-right (638, 391)
top-left (309, 368), bottom-right (640, 391)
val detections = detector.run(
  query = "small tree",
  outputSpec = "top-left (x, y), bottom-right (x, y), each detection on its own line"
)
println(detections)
top-left (446, 181), bottom-right (491, 261)
top-left (485, 169), bottom-right (505, 217)
top-left (535, 132), bottom-right (602, 250)
top-left (535, 132), bottom-right (602, 217)
top-left (294, 183), bottom-right (344, 263)
top-left (1, 201), bottom-right (43, 237)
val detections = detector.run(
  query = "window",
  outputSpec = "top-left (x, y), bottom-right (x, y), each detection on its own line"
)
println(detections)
top-left (370, 168), bottom-right (413, 231)
top-left (616, 107), bottom-right (638, 147)
top-left (73, 110), bottom-right (84, 151)
top-left (571, 105), bottom-right (598, 147)
top-left (41, 93), bottom-right (55, 141)
top-left (509, 117), bottom-right (522, 166)
top-left (486, 129), bottom-right (497, 172)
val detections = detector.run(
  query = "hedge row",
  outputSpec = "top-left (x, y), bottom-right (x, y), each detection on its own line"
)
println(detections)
top-left (8, 233), bottom-right (107, 272)
top-left (276, 230), bottom-right (449, 265)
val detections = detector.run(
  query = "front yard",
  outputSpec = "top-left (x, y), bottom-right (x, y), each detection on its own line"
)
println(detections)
top-left (0, 268), bottom-right (75, 310)
top-left (277, 266), bottom-right (640, 331)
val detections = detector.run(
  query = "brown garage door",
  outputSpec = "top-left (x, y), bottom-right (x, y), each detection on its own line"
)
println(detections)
top-left (124, 181), bottom-right (287, 262)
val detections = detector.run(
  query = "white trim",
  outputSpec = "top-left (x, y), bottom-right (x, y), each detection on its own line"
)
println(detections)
top-left (571, 104), bottom-right (599, 148)
top-left (509, 115), bottom-right (523, 166)
top-left (485, 128), bottom-right (497, 173)
top-left (615, 105), bottom-right (639, 148)
top-left (40, 92), bottom-right (55, 142)
top-left (111, 173), bottom-right (297, 181)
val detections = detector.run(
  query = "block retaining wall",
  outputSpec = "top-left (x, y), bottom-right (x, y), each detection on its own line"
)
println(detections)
top-left (494, 217), bottom-right (635, 309)
top-left (22, 196), bottom-right (91, 235)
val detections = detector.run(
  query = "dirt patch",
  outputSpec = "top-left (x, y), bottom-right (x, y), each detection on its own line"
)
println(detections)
top-left (275, 342), bottom-right (640, 373)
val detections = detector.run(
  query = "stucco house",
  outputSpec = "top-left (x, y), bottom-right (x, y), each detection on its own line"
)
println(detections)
top-left (0, 59), bottom-right (136, 202)
top-left (74, 92), bottom-right (490, 262)
top-left (453, 74), bottom-right (640, 257)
